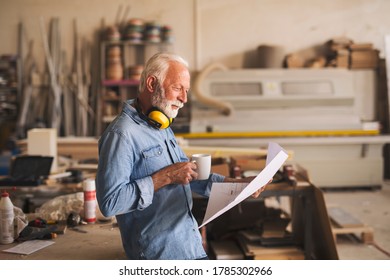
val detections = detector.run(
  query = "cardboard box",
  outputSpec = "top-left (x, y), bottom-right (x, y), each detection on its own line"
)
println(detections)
top-left (27, 128), bottom-right (58, 172)
top-left (211, 157), bottom-right (230, 177)
top-left (230, 155), bottom-right (266, 171)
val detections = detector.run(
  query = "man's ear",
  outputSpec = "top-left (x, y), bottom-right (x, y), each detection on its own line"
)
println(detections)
top-left (146, 75), bottom-right (157, 93)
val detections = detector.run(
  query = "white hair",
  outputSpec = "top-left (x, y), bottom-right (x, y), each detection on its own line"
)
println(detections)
top-left (139, 53), bottom-right (189, 93)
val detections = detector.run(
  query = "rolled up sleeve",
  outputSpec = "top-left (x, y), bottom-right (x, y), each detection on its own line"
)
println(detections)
top-left (190, 173), bottom-right (225, 197)
top-left (134, 176), bottom-right (154, 210)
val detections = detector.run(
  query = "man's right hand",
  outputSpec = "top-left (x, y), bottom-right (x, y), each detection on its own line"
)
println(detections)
top-left (152, 161), bottom-right (198, 191)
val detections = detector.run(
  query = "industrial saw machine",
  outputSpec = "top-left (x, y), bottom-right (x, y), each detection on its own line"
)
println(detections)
top-left (175, 65), bottom-right (390, 188)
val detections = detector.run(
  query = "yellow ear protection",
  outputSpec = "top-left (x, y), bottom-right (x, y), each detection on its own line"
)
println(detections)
top-left (134, 100), bottom-right (173, 129)
top-left (147, 108), bottom-right (173, 129)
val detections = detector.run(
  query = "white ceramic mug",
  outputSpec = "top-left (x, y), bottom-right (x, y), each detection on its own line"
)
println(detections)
top-left (191, 154), bottom-right (211, 180)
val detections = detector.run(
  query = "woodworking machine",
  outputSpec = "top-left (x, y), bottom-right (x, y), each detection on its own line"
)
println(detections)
top-left (176, 68), bottom-right (390, 188)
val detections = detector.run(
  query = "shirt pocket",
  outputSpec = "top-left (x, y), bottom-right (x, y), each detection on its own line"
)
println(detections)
top-left (168, 137), bottom-right (187, 163)
top-left (141, 144), bottom-right (169, 174)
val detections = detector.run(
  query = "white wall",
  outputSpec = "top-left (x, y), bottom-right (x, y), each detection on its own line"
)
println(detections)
top-left (0, 0), bottom-right (389, 71)
top-left (197, 0), bottom-right (390, 69)
top-left (0, 0), bottom-right (194, 70)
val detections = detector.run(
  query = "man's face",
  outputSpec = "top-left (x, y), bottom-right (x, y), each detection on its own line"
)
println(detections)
top-left (152, 62), bottom-right (190, 118)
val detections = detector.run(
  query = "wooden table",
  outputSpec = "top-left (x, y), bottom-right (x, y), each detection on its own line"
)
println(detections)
top-left (0, 222), bottom-right (126, 260)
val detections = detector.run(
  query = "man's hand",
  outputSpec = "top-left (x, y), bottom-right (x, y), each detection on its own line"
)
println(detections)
top-left (152, 161), bottom-right (198, 191)
top-left (251, 178), bottom-right (273, 198)
top-left (223, 176), bottom-right (273, 198)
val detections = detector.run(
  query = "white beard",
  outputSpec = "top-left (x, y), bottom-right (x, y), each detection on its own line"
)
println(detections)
top-left (152, 86), bottom-right (183, 118)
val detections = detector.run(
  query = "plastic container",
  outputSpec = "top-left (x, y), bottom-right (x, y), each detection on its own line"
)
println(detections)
top-left (83, 179), bottom-right (97, 223)
top-left (0, 191), bottom-right (15, 244)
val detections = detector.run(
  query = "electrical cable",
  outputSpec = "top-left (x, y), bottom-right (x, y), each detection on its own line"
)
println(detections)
top-left (371, 241), bottom-right (390, 258)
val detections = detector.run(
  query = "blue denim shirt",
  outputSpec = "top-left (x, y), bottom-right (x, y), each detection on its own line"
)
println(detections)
top-left (96, 99), bottom-right (225, 260)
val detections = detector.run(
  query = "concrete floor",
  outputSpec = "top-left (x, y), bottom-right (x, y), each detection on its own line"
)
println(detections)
top-left (322, 181), bottom-right (390, 260)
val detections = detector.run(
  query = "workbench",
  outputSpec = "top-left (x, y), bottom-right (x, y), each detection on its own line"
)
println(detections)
top-left (0, 182), bottom-right (337, 260)
top-left (0, 162), bottom-right (337, 260)
top-left (195, 178), bottom-right (338, 260)
top-left (0, 222), bottom-right (126, 260)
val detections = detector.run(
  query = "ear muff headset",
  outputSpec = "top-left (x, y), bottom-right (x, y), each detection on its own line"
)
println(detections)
top-left (147, 108), bottom-right (173, 129)
top-left (134, 100), bottom-right (173, 129)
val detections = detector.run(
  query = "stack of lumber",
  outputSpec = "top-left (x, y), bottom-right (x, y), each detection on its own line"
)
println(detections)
top-left (328, 206), bottom-right (374, 244)
top-left (209, 240), bottom-right (245, 260)
top-left (328, 37), bottom-right (353, 68)
top-left (237, 218), bottom-right (305, 260)
top-left (237, 231), bottom-right (304, 260)
top-left (349, 43), bottom-right (379, 69)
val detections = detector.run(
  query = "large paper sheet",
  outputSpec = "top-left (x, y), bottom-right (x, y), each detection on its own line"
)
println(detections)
top-left (199, 142), bottom-right (288, 228)
top-left (2, 240), bottom-right (54, 255)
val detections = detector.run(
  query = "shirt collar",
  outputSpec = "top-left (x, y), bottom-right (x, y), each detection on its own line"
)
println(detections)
top-left (123, 99), bottom-right (142, 125)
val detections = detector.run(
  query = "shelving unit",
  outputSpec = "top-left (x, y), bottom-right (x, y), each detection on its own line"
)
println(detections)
top-left (97, 41), bottom-right (172, 134)
top-left (0, 55), bottom-right (20, 124)
top-left (0, 55), bottom-right (20, 149)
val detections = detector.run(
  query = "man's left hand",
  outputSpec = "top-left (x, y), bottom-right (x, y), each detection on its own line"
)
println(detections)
top-left (251, 178), bottom-right (273, 198)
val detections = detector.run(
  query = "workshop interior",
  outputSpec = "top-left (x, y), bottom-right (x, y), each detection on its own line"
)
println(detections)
top-left (0, 0), bottom-right (389, 260)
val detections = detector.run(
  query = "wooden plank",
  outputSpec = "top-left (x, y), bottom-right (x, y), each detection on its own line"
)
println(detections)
top-left (253, 249), bottom-right (305, 260)
top-left (328, 207), bottom-right (364, 228)
top-left (209, 240), bottom-right (244, 260)
top-left (331, 226), bottom-right (374, 244)
top-left (237, 235), bottom-right (304, 260)
top-left (182, 146), bottom-right (268, 158)
top-left (329, 207), bottom-right (374, 244)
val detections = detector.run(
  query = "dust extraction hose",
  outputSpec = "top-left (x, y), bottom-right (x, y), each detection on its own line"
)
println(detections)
top-left (193, 62), bottom-right (233, 116)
